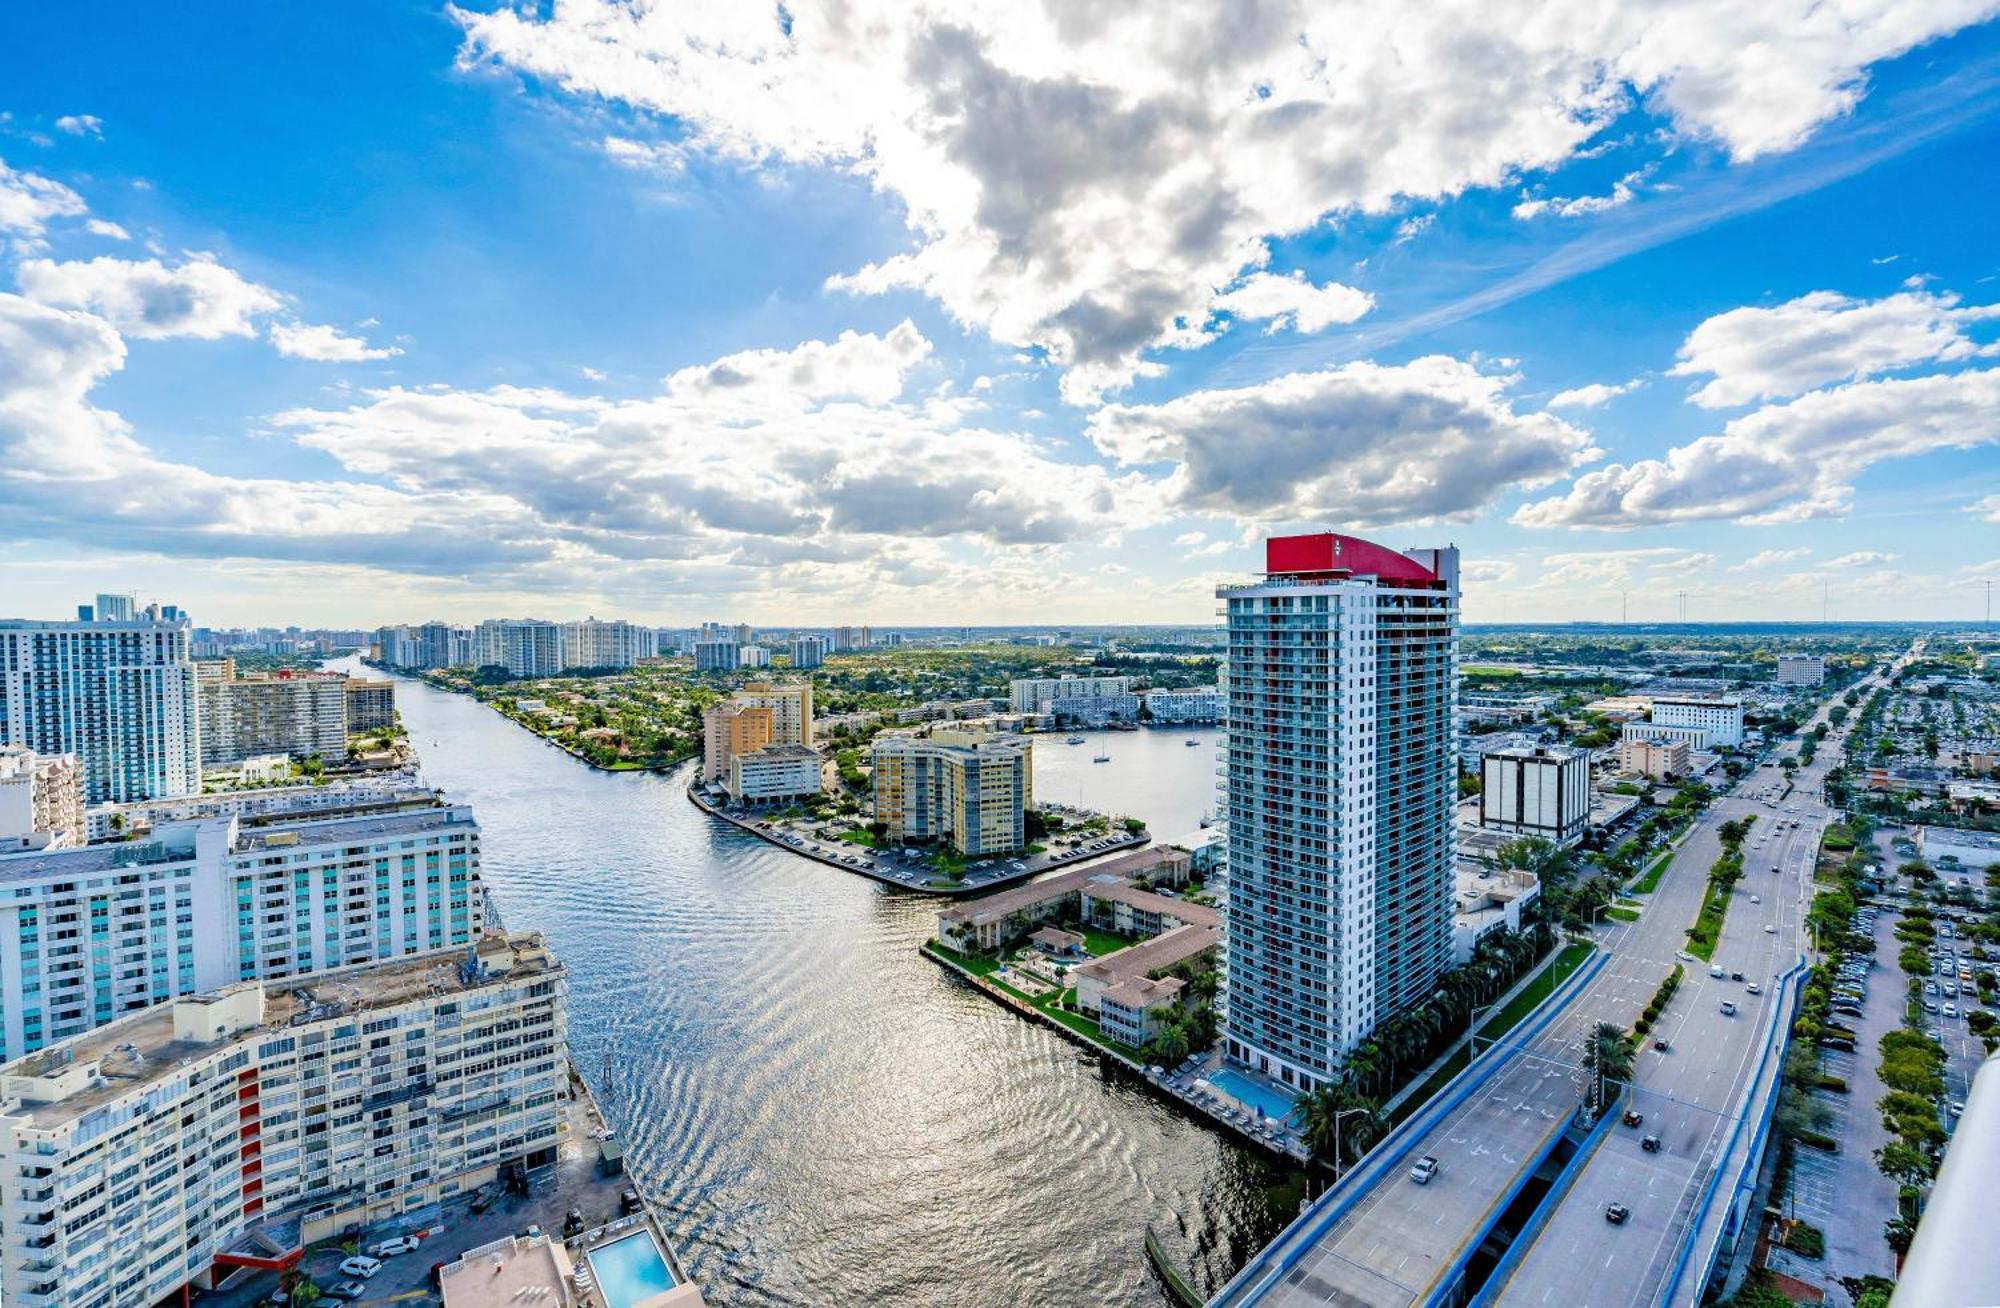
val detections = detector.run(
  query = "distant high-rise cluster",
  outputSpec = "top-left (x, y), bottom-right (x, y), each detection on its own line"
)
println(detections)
top-left (1218, 533), bottom-right (1459, 1093)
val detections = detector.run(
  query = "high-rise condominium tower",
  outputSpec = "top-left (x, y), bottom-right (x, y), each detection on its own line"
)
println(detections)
top-left (1217, 533), bottom-right (1459, 1093)
top-left (0, 616), bottom-right (200, 804)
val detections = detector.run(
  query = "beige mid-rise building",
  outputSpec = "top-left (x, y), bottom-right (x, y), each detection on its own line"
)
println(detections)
top-left (1619, 733), bottom-right (1690, 780)
top-left (702, 702), bottom-right (773, 782)
top-left (0, 747), bottom-right (84, 851)
top-left (871, 729), bottom-right (1032, 857)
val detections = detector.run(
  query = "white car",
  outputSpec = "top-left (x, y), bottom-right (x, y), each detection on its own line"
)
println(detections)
top-left (1409, 1155), bottom-right (1440, 1185)
top-left (1764, 924), bottom-right (1777, 934)
top-left (370, 1235), bottom-right (422, 1258)
top-left (338, 1256), bottom-right (383, 1279)
top-left (1942, 1003), bottom-right (1958, 1019)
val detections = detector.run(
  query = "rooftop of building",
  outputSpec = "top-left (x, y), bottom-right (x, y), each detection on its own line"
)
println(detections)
top-left (1918, 826), bottom-right (2000, 849)
top-left (0, 799), bottom-right (473, 883)
top-left (1101, 974), bottom-right (1184, 1011)
top-left (938, 845), bottom-right (1186, 925)
top-left (739, 743), bottom-right (822, 763)
top-left (439, 1231), bottom-right (573, 1306)
top-left (1079, 880), bottom-right (1221, 926)
top-left (1482, 743), bottom-right (1589, 762)
top-left (0, 930), bottom-right (557, 1129)
top-left (1075, 922), bottom-right (1219, 985)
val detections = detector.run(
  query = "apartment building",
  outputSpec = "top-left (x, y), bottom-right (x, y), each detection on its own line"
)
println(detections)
top-left (473, 620), bottom-right (565, 678)
top-left (726, 743), bottom-right (824, 804)
top-left (735, 682), bottom-right (813, 747)
top-left (701, 702), bottom-right (772, 783)
top-left (378, 621), bottom-right (473, 670)
top-left (1618, 733), bottom-right (1690, 781)
top-left (0, 617), bottom-right (201, 805)
top-left (1776, 654), bottom-right (1827, 685)
top-left (1007, 674), bottom-right (1138, 723)
top-left (0, 796), bottom-right (481, 1061)
top-left (344, 678), bottom-right (396, 734)
top-left (871, 729), bottom-right (1033, 856)
top-left (0, 748), bottom-right (85, 851)
top-left (0, 931), bottom-right (567, 1308)
top-left (1650, 695), bottom-right (1743, 748)
top-left (739, 645), bottom-right (771, 669)
top-left (1141, 686), bottom-right (1223, 723)
top-left (790, 635), bottom-right (829, 669)
top-left (693, 640), bottom-right (741, 673)
top-left (1479, 744), bottom-right (1591, 846)
top-left (1217, 533), bottom-right (1459, 1093)
top-left (561, 618), bottom-right (655, 670)
top-left (832, 626), bottom-right (872, 651)
top-left (197, 670), bottom-right (349, 767)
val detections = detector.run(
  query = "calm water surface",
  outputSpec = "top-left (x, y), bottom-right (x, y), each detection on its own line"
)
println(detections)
top-left (338, 662), bottom-right (1296, 1308)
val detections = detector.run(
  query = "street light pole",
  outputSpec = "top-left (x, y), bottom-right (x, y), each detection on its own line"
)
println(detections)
top-left (1332, 1106), bottom-right (1369, 1185)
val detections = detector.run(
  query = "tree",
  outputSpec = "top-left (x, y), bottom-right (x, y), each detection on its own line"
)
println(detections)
top-left (1874, 1140), bottom-right (1935, 1187)
top-left (1295, 1082), bottom-right (1381, 1168)
top-left (1883, 1217), bottom-right (1917, 1257)
top-left (1585, 1021), bottom-right (1635, 1112)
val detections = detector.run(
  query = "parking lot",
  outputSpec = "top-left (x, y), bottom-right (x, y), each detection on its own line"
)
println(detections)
top-left (205, 1085), bottom-right (651, 1308)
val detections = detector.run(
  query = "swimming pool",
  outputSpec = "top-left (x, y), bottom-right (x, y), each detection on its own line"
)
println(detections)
top-left (587, 1230), bottom-right (679, 1308)
top-left (1211, 1067), bottom-right (1299, 1123)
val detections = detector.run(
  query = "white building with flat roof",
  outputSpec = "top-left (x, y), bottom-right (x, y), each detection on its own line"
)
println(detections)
top-left (1916, 826), bottom-right (2000, 869)
top-left (0, 747), bottom-right (84, 851)
top-left (197, 671), bottom-right (349, 767)
top-left (0, 932), bottom-right (567, 1308)
top-left (727, 744), bottom-right (823, 804)
top-left (561, 618), bottom-right (655, 669)
top-left (1479, 745), bottom-right (1591, 847)
top-left (1008, 674), bottom-right (1138, 723)
top-left (473, 619), bottom-right (565, 677)
top-left (1650, 696), bottom-right (1743, 748)
top-left (1776, 655), bottom-right (1826, 685)
top-left (0, 795), bottom-right (481, 1060)
top-left (1620, 720), bottom-right (1711, 752)
top-left (1142, 686), bottom-right (1222, 723)
top-left (1218, 533), bottom-right (1459, 1093)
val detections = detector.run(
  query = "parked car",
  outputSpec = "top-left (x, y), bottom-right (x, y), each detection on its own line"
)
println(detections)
top-left (1409, 1156), bottom-right (1440, 1185)
top-left (370, 1236), bottom-right (422, 1258)
top-left (338, 1257), bottom-right (382, 1279)
top-left (323, 1283), bottom-right (369, 1303)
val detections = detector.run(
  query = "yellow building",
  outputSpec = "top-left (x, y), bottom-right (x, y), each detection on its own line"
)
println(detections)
top-left (702, 702), bottom-right (773, 782)
top-left (736, 680), bottom-right (814, 747)
top-left (870, 729), bottom-right (1032, 856)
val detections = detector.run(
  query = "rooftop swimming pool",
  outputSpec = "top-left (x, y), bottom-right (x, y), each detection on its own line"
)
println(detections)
top-left (1211, 1067), bottom-right (1299, 1123)
top-left (588, 1229), bottom-right (679, 1308)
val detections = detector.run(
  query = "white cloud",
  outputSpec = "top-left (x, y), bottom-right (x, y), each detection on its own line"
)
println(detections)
top-left (1973, 494), bottom-right (2000, 524)
top-left (664, 319), bottom-right (934, 406)
top-left (600, 135), bottom-right (687, 173)
top-left (1516, 367), bottom-right (2000, 528)
top-left (0, 158), bottom-right (86, 238)
top-left (17, 254), bottom-right (282, 340)
top-left (1174, 531), bottom-right (1207, 547)
top-left (1512, 169), bottom-right (1648, 220)
top-left (1548, 379), bottom-right (1640, 408)
top-left (1672, 288), bottom-right (2000, 408)
top-left (1825, 550), bottom-right (1898, 568)
top-left (1393, 214), bottom-right (1435, 245)
top-left (269, 320), bottom-right (403, 362)
top-left (1728, 547), bottom-right (1810, 572)
top-left (54, 115), bottom-right (103, 138)
top-left (455, 0), bottom-right (1994, 402)
top-left (1211, 271), bottom-right (1373, 335)
top-left (1086, 354), bottom-right (1597, 526)
top-left (84, 219), bottom-right (130, 241)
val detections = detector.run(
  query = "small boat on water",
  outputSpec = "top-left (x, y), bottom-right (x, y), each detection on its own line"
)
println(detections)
top-left (1065, 735), bottom-right (1085, 745)
top-left (1185, 738), bottom-right (1201, 747)
top-left (1092, 753), bottom-right (1111, 763)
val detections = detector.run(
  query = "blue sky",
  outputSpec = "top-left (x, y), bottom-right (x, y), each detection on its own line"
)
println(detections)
top-left (2, 2), bottom-right (1997, 628)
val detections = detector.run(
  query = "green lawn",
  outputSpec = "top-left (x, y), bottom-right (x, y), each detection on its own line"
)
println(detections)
top-left (837, 830), bottom-right (880, 847)
top-left (1607, 906), bottom-right (1641, 923)
top-left (924, 943), bottom-right (1145, 1060)
top-left (1687, 882), bottom-right (1732, 961)
top-left (1631, 850), bottom-right (1674, 894)
top-left (1083, 927), bottom-right (1140, 957)
top-left (1386, 942), bottom-right (1592, 1126)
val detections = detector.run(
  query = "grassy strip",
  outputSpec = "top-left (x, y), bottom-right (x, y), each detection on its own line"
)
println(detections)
top-left (1687, 880), bottom-right (1732, 962)
top-left (1607, 907), bottom-right (1641, 923)
top-left (1631, 850), bottom-right (1674, 894)
top-left (1386, 941), bottom-right (1592, 1127)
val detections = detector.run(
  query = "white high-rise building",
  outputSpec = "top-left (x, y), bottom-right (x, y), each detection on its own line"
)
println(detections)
top-left (0, 617), bottom-right (200, 805)
top-left (473, 619), bottom-right (565, 677)
top-left (1007, 674), bottom-right (1138, 722)
top-left (1479, 744), bottom-right (1591, 846)
top-left (1217, 533), bottom-right (1459, 1092)
top-left (1776, 655), bottom-right (1826, 685)
top-left (197, 670), bottom-right (349, 767)
top-left (791, 635), bottom-right (830, 669)
top-left (0, 931), bottom-right (567, 1308)
top-left (0, 793), bottom-right (482, 1060)
top-left (561, 618), bottom-right (655, 669)
top-left (0, 747), bottom-right (85, 851)
top-left (91, 593), bottom-right (136, 622)
top-left (1650, 695), bottom-right (1743, 748)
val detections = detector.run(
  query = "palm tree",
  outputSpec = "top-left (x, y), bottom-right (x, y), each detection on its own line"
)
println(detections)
top-left (1585, 1021), bottom-right (1635, 1112)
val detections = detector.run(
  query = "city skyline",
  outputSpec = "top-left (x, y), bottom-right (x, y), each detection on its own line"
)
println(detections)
top-left (4, 6), bottom-right (1999, 628)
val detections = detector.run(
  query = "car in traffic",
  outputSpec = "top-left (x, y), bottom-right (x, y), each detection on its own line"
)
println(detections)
top-left (1746, 982), bottom-right (1763, 996)
top-left (1621, 1109), bottom-right (1644, 1127)
top-left (1605, 1203), bottom-right (1631, 1225)
top-left (1720, 1001), bottom-right (1738, 1017)
top-left (1409, 1156), bottom-right (1440, 1185)
top-left (1641, 1134), bottom-right (1662, 1153)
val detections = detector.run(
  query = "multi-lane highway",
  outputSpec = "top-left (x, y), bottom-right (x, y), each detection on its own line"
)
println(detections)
top-left (1214, 655), bottom-right (1903, 1308)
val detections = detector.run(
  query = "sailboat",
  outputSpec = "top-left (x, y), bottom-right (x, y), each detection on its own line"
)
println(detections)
top-left (1092, 752), bottom-right (1111, 763)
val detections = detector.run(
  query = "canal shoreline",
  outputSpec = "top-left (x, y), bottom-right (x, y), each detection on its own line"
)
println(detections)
top-left (920, 941), bottom-right (1312, 1166)
top-left (684, 779), bottom-right (1150, 898)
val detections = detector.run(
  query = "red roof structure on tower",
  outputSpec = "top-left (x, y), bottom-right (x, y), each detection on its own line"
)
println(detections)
top-left (1265, 532), bottom-right (1438, 585)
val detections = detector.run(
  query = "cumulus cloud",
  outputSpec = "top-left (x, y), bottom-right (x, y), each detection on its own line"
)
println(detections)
top-left (1516, 367), bottom-right (2000, 528)
top-left (665, 319), bottom-right (932, 406)
top-left (269, 320), bottom-right (403, 362)
top-left (84, 219), bottom-right (130, 241)
top-left (1825, 550), bottom-right (1899, 568)
top-left (1672, 288), bottom-right (2000, 408)
top-left (54, 114), bottom-right (104, 138)
top-left (1548, 379), bottom-right (1640, 408)
top-left (1728, 547), bottom-right (1811, 572)
top-left (454, 0), bottom-right (1993, 401)
top-left (1086, 355), bottom-right (1597, 526)
top-left (600, 135), bottom-right (688, 173)
top-left (1211, 271), bottom-right (1373, 335)
top-left (1973, 494), bottom-right (2000, 524)
top-left (1512, 169), bottom-right (1648, 220)
top-left (0, 158), bottom-right (87, 238)
top-left (17, 254), bottom-right (282, 339)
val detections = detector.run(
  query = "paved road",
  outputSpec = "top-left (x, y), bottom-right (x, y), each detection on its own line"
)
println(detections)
top-left (1492, 664), bottom-right (1900, 1307)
